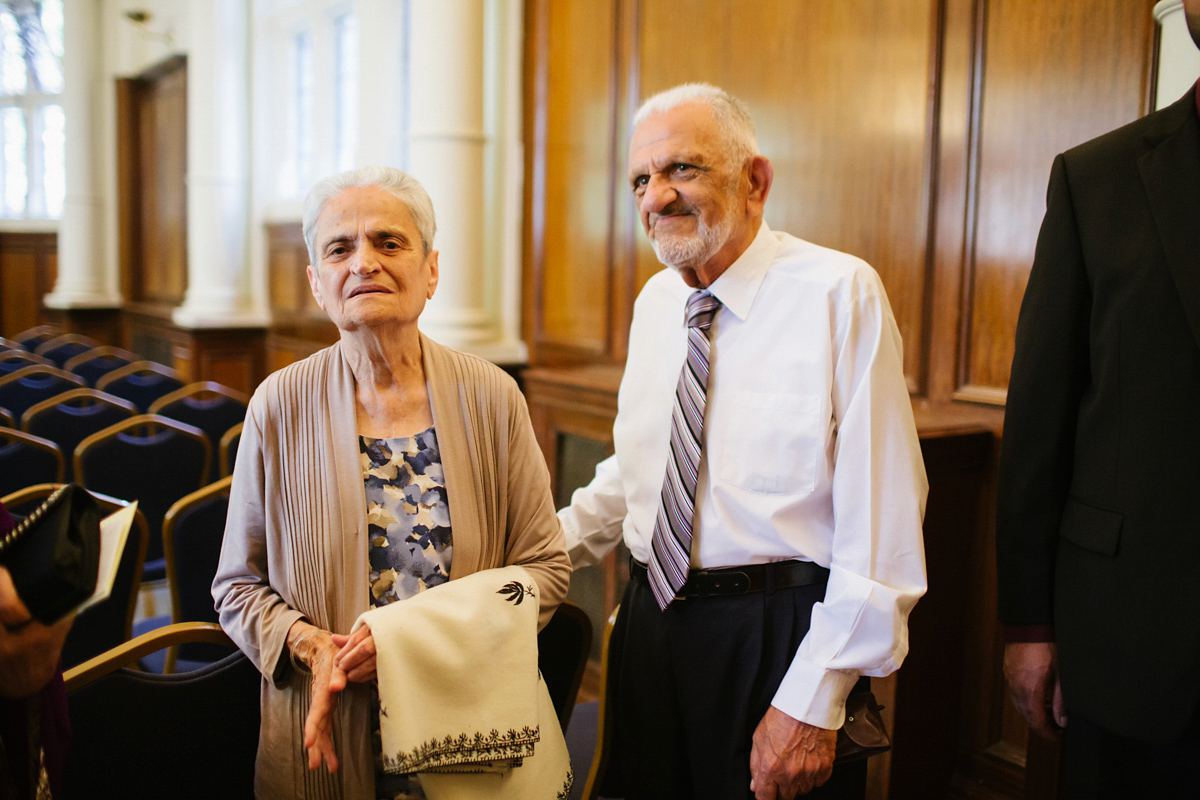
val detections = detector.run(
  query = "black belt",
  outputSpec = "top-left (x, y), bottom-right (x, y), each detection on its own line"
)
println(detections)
top-left (630, 558), bottom-right (829, 598)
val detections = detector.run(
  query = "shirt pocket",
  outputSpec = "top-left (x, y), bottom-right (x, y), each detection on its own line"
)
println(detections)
top-left (717, 391), bottom-right (824, 495)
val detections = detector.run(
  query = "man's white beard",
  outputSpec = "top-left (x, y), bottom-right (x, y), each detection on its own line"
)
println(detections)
top-left (651, 208), bottom-right (735, 271)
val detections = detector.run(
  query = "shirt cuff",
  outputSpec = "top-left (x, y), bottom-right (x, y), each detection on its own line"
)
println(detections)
top-left (770, 659), bottom-right (860, 731)
top-left (1003, 623), bottom-right (1055, 643)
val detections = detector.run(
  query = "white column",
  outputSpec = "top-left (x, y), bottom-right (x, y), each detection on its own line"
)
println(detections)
top-left (173, 0), bottom-right (266, 328)
top-left (1154, 1), bottom-right (1200, 110)
top-left (406, 0), bottom-right (497, 352)
top-left (46, 0), bottom-right (119, 309)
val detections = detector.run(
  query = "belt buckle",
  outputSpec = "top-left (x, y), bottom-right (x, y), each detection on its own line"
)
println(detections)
top-left (703, 570), bottom-right (750, 596)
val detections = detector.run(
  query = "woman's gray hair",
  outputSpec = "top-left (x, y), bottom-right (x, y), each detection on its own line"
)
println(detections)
top-left (632, 83), bottom-right (760, 167)
top-left (302, 166), bottom-right (437, 266)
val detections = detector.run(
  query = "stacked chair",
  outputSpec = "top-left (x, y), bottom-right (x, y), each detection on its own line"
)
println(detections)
top-left (76, 415), bottom-right (210, 585)
top-left (21, 389), bottom-right (138, 481)
top-left (138, 477), bottom-right (234, 673)
top-left (11, 325), bottom-right (61, 352)
top-left (0, 365), bottom-right (85, 421)
top-left (97, 361), bottom-right (185, 412)
top-left (64, 345), bottom-right (140, 387)
top-left (220, 422), bottom-right (243, 477)
top-left (0, 429), bottom-right (63, 497)
top-left (150, 383), bottom-right (249, 482)
top-left (63, 623), bottom-right (259, 799)
top-left (0, 349), bottom-right (51, 378)
top-left (35, 333), bottom-right (99, 367)
top-left (0, 336), bottom-right (21, 351)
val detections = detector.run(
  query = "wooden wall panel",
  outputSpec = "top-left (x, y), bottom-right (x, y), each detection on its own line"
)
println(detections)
top-left (635, 0), bottom-right (937, 390)
top-left (527, 0), bottom-right (621, 364)
top-left (123, 56), bottom-right (188, 307)
top-left (0, 233), bottom-right (56, 338)
top-left (955, 0), bottom-right (1156, 403)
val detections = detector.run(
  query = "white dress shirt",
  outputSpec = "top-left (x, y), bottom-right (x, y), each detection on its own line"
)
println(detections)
top-left (558, 221), bottom-right (929, 729)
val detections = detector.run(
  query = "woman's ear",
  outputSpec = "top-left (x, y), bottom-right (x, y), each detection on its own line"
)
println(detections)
top-left (306, 263), bottom-right (326, 311)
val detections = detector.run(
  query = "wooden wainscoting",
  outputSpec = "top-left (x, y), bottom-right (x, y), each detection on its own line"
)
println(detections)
top-left (122, 304), bottom-right (266, 396)
top-left (0, 232), bottom-right (57, 338)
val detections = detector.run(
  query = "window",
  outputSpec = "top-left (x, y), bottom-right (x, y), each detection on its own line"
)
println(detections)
top-left (292, 29), bottom-right (314, 195)
top-left (333, 12), bottom-right (357, 172)
top-left (0, 0), bottom-right (63, 219)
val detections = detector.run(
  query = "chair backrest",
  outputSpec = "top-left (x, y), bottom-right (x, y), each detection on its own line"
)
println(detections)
top-left (220, 421), bottom-right (243, 478)
top-left (63, 622), bottom-right (259, 800)
top-left (96, 360), bottom-right (185, 412)
top-left (150, 382), bottom-right (249, 482)
top-left (0, 349), bottom-right (52, 378)
top-left (0, 336), bottom-right (21, 351)
top-left (0, 429), bottom-right (63, 497)
top-left (0, 365), bottom-right (87, 420)
top-left (0, 406), bottom-right (11, 427)
top-left (11, 325), bottom-right (61, 351)
top-left (537, 601), bottom-right (593, 730)
top-left (76, 414), bottom-right (211, 570)
top-left (164, 476), bottom-right (232, 665)
top-left (63, 346), bottom-right (140, 387)
top-left (580, 606), bottom-right (620, 800)
top-left (21, 389), bottom-right (139, 481)
top-left (34, 333), bottom-right (99, 367)
top-left (1, 483), bottom-right (148, 669)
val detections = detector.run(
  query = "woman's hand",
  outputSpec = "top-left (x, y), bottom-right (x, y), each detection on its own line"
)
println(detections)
top-left (286, 620), bottom-right (347, 773)
top-left (0, 566), bottom-right (72, 699)
top-left (332, 626), bottom-right (377, 683)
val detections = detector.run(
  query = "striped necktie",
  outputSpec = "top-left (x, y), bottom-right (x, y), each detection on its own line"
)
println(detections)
top-left (648, 290), bottom-right (722, 610)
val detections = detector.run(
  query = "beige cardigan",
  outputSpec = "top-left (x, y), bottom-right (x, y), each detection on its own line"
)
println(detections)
top-left (212, 336), bottom-right (571, 800)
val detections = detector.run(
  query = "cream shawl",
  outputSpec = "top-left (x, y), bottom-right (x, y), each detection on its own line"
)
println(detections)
top-left (354, 565), bottom-right (572, 799)
top-left (213, 336), bottom-right (571, 800)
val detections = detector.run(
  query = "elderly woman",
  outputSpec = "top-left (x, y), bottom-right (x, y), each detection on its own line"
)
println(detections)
top-left (213, 166), bottom-right (570, 799)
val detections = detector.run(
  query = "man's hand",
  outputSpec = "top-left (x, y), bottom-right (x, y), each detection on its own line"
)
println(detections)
top-left (287, 620), bottom-right (348, 772)
top-left (749, 705), bottom-right (837, 799)
top-left (332, 626), bottom-right (377, 683)
top-left (1003, 641), bottom-right (1066, 740)
top-left (0, 566), bottom-right (73, 699)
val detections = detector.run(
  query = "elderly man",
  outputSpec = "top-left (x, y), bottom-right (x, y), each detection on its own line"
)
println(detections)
top-left (559, 84), bottom-right (927, 800)
top-left (997, 3), bottom-right (1200, 796)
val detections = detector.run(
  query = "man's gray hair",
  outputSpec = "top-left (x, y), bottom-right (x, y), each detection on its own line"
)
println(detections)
top-left (302, 166), bottom-right (437, 266)
top-left (632, 83), bottom-right (760, 166)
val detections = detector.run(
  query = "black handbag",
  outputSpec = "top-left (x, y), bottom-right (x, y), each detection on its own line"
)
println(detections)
top-left (0, 484), bottom-right (102, 624)
top-left (834, 690), bottom-right (892, 763)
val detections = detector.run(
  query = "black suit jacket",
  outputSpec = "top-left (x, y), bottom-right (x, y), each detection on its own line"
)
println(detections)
top-left (997, 86), bottom-right (1200, 741)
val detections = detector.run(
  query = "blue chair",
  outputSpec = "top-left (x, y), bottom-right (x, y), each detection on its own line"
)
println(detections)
top-left (11, 325), bottom-right (61, 352)
top-left (96, 361), bottom-right (185, 412)
top-left (0, 349), bottom-right (52, 378)
top-left (139, 477), bottom-right (233, 673)
top-left (21, 389), bottom-right (139, 481)
top-left (150, 383), bottom-right (249, 483)
top-left (0, 429), bottom-right (63, 497)
top-left (0, 407), bottom-right (12, 428)
top-left (219, 422), bottom-right (243, 478)
top-left (0, 336), bottom-right (21, 352)
top-left (0, 483), bottom-right (148, 670)
top-left (76, 414), bottom-right (210, 584)
top-left (538, 601), bottom-right (593, 730)
top-left (64, 346), bottom-right (140, 387)
top-left (34, 333), bottom-right (99, 368)
top-left (63, 623), bottom-right (259, 800)
top-left (0, 365), bottom-right (86, 420)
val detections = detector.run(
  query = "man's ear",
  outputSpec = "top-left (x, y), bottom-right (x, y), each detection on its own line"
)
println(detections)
top-left (425, 250), bottom-right (440, 299)
top-left (306, 263), bottom-right (325, 311)
top-left (745, 155), bottom-right (774, 217)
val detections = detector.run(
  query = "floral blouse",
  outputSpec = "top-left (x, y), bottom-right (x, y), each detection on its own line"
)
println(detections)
top-left (359, 428), bottom-right (453, 800)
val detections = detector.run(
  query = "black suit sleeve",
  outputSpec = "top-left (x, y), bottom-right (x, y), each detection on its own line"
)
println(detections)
top-left (996, 153), bottom-right (1093, 627)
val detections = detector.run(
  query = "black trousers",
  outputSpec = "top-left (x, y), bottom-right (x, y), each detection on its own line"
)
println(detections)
top-left (602, 572), bottom-right (867, 800)
top-left (1063, 706), bottom-right (1200, 799)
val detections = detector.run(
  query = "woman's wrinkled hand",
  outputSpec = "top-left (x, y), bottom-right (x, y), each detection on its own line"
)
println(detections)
top-left (332, 626), bottom-right (377, 683)
top-left (286, 619), bottom-right (347, 773)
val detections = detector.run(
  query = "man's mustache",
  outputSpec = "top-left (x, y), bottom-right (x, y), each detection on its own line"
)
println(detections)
top-left (650, 201), bottom-right (697, 229)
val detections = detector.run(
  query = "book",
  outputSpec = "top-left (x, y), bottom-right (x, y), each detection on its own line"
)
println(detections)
top-left (75, 501), bottom-right (138, 615)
